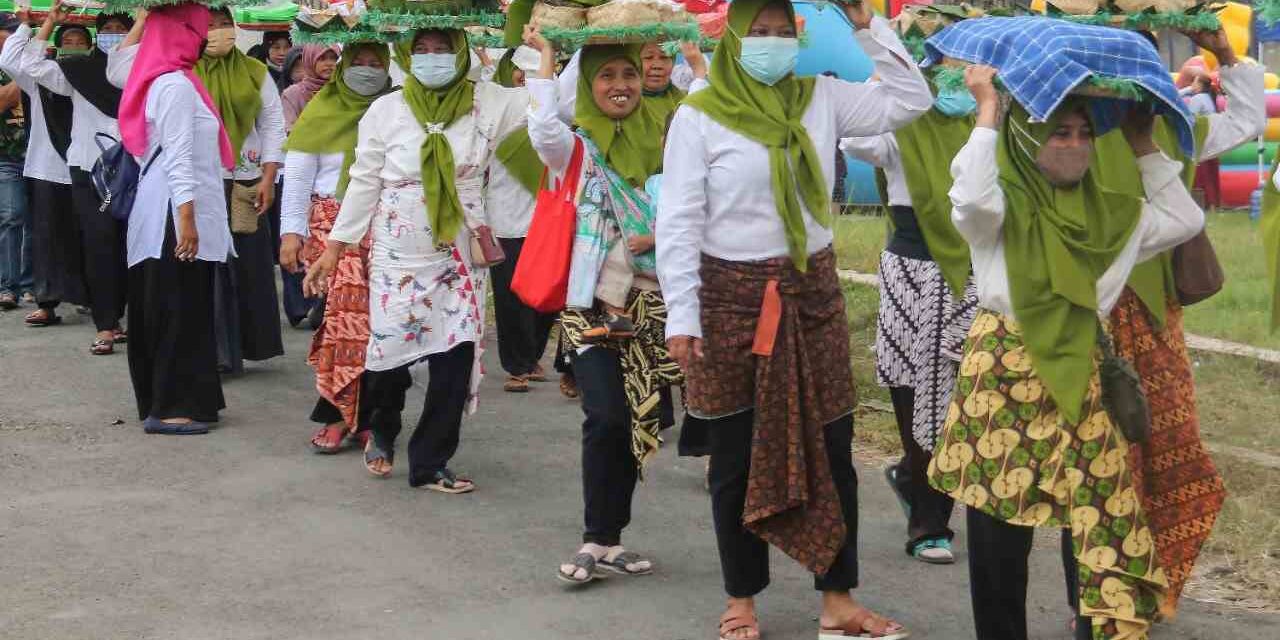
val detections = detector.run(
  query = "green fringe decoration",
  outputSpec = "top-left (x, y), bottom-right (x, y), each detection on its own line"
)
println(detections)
top-left (540, 21), bottom-right (702, 51)
top-left (291, 24), bottom-right (404, 45)
top-left (467, 31), bottom-right (505, 48)
top-left (929, 64), bottom-right (1148, 102)
top-left (1054, 9), bottom-right (1221, 32)
top-left (360, 9), bottom-right (506, 30)
top-left (366, 0), bottom-right (502, 14)
top-left (102, 0), bottom-right (255, 11)
top-left (902, 34), bottom-right (927, 63)
top-left (1259, 0), bottom-right (1280, 27)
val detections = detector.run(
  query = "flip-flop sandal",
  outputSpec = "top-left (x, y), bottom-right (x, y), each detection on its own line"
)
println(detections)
top-left (559, 374), bottom-right (579, 399)
top-left (25, 311), bottom-right (62, 327)
top-left (423, 469), bottom-right (474, 494)
top-left (719, 609), bottom-right (761, 640)
top-left (557, 552), bottom-right (605, 585)
top-left (504, 375), bottom-right (530, 393)
top-left (363, 437), bottom-right (394, 478)
top-left (90, 339), bottom-right (114, 355)
top-left (818, 609), bottom-right (909, 640)
top-left (599, 550), bottom-right (653, 576)
top-left (311, 425), bottom-right (346, 454)
top-left (526, 366), bottom-right (548, 382)
top-left (112, 329), bottom-right (128, 344)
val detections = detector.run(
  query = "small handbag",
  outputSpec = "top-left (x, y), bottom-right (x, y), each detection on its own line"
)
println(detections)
top-left (1171, 229), bottom-right (1225, 306)
top-left (229, 182), bottom-right (260, 235)
top-left (467, 223), bottom-right (506, 268)
top-left (1096, 326), bottom-right (1151, 444)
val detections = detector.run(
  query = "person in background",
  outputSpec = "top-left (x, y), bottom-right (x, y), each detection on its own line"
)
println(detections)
top-left (0, 9), bottom-right (82, 328)
top-left (281, 44), bottom-right (339, 129)
top-left (20, 2), bottom-right (134, 355)
top-left (0, 12), bottom-right (31, 311)
top-left (258, 30), bottom-right (291, 86)
top-left (657, 1), bottom-right (930, 638)
top-left (117, 2), bottom-right (234, 435)
top-left (485, 46), bottom-right (556, 393)
top-left (279, 45), bottom-right (304, 92)
top-left (638, 41), bottom-right (683, 125)
top-left (279, 41), bottom-right (393, 454)
top-left (196, 7), bottom-right (287, 373)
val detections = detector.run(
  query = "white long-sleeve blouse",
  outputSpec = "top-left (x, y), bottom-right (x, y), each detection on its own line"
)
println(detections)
top-left (327, 82), bottom-right (528, 246)
top-left (280, 149), bottom-right (343, 238)
top-left (655, 16), bottom-right (933, 339)
top-left (0, 24), bottom-right (70, 184)
top-left (127, 72), bottom-right (232, 266)
top-left (948, 127), bottom-right (1204, 319)
top-left (20, 37), bottom-right (120, 172)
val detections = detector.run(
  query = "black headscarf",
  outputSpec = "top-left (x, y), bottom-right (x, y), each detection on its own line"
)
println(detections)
top-left (55, 14), bottom-right (134, 119)
top-left (277, 45), bottom-right (304, 94)
top-left (38, 25), bottom-right (91, 159)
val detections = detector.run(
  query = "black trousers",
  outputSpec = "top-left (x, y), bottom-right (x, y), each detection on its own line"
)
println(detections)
top-left (365, 342), bottom-right (474, 487)
top-left (490, 236), bottom-right (556, 377)
top-left (310, 372), bottom-right (375, 432)
top-left (708, 411), bottom-right (860, 597)
top-left (71, 169), bottom-right (126, 332)
top-left (888, 386), bottom-right (955, 549)
top-left (126, 216), bottom-right (224, 422)
top-left (30, 177), bottom-right (86, 309)
top-left (966, 508), bottom-right (1091, 640)
top-left (572, 346), bottom-right (638, 546)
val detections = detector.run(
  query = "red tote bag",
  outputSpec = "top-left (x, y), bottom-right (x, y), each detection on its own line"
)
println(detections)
top-left (511, 138), bottom-right (585, 313)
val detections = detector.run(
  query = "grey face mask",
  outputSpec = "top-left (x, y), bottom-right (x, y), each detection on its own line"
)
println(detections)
top-left (343, 66), bottom-right (389, 97)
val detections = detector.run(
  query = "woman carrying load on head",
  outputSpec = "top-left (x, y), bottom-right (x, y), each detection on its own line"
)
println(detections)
top-left (117, 2), bottom-right (236, 435)
top-left (0, 8), bottom-right (82, 329)
top-left (656, 1), bottom-right (931, 638)
top-left (1088, 25), bottom-right (1263, 618)
top-left (929, 64), bottom-right (1205, 640)
top-left (840, 75), bottom-right (980, 567)
top-left (303, 27), bottom-right (528, 493)
top-left (522, 26), bottom-right (707, 585)
top-left (18, 1), bottom-right (134, 355)
top-left (279, 41), bottom-right (393, 455)
top-left (483, 45), bottom-right (559, 394)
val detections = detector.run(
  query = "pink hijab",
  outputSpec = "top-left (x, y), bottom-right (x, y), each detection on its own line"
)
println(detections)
top-left (118, 3), bottom-right (235, 170)
top-left (281, 44), bottom-right (340, 128)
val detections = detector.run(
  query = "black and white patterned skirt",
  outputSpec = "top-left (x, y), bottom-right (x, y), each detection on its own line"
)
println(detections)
top-left (874, 250), bottom-right (978, 451)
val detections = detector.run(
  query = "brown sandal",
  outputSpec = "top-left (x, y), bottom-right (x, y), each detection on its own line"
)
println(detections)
top-left (818, 607), bottom-right (909, 640)
top-left (719, 608), bottom-right (760, 640)
top-left (90, 338), bottom-right (114, 355)
top-left (311, 425), bottom-right (346, 454)
top-left (504, 375), bottom-right (530, 393)
top-left (559, 373), bottom-right (579, 399)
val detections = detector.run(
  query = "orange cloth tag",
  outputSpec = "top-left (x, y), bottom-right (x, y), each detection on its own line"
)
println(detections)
top-left (752, 279), bottom-right (782, 357)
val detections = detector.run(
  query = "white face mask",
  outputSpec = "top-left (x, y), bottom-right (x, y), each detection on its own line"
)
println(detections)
top-left (204, 27), bottom-right (236, 58)
top-left (410, 52), bottom-right (457, 89)
top-left (96, 32), bottom-right (126, 54)
top-left (343, 65), bottom-right (388, 97)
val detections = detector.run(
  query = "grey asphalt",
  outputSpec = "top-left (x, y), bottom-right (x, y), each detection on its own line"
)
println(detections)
top-left (0, 309), bottom-right (1274, 640)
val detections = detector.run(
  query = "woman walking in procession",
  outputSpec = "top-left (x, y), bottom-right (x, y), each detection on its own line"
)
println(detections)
top-left (657, 1), bottom-right (931, 638)
top-left (304, 26), bottom-right (528, 492)
top-left (280, 40), bottom-right (392, 454)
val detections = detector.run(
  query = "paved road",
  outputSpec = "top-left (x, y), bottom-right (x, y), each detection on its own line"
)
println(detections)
top-left (0, 309), bottom-right (1274, 640)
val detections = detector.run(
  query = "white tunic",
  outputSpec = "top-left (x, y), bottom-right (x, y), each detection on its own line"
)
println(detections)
top-left (21, 37), bottom-right (120, 172)
top-left (0, 24), bottom-right (70, 184)
top-left (127, 72), bottom-right (232, 267)
top-left (656, 16), bottom-right (933, 339)
top-left (948, 127), bottom-right (1203, 318)
top-left (280, 149), bottom-right (343, 238)
top-left (483, 134), bottom-right (537, 239)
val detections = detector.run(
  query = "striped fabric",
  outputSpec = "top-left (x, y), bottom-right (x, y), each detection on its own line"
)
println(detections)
top-left (924, 16), bottom-right (1195, 155)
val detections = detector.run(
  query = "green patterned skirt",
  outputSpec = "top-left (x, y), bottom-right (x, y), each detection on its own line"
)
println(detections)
top-left (927, 309), bottom-right (1167, 640)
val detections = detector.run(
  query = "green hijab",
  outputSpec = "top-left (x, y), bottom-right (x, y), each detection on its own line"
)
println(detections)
top-left (494, 49), bottom-right (544, 195)
top-left (284, 43), bottom-right (392, 198)
top-left (1089, 116), bottom-right (1210, 328)
top-left (684, 0), bottom-right (826, 271)
top-left (998, 100), bottom-right (1144, 424)
top-left (394, 29), bottom-right (475, 245)
top-left (574, 45), bottom-right (665, 188)
top-left (893, 105), bottom-right (975, 297)
top-left (194, 19), bottom-right (267, 159)
top-left (641, 83), bottom-right (686, 128)
top-left (1262, 150), bottom-right (1280, 331)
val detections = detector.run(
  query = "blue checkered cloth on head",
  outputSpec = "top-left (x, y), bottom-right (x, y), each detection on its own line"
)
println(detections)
top-left (924, 16), bottom-right (1195, 156)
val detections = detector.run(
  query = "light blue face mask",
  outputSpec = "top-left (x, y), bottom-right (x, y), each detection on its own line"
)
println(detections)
top-left (737, 36), bottom-right (799, 87)
top-left (96, 33), bottom-right (126, 54)
top-left (934, 86), bottom-right (977, 117)
top-left (410, 52), bottom-right (458, 89)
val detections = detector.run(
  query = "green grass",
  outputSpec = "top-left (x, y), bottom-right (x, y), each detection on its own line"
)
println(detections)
top-left (1181, 211), bottom-right (1280, 351)
top-left (833, 213), bottom-right (1280, 606)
